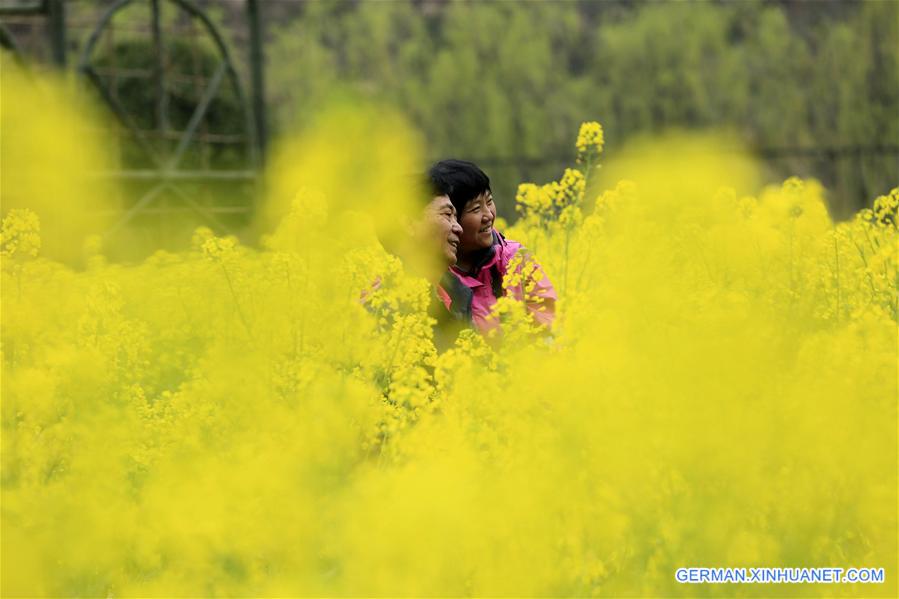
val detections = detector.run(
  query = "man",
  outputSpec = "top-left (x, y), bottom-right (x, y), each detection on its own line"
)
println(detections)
top-left (409, 190), bottom-right (463, 279)
top-left (413, 179), bottom-right (474, 347)
top-left (369, 178), bottom-right (468, 350)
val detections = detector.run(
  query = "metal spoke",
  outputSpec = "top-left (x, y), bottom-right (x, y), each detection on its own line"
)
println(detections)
top-left (104, 182), bottom-right (170, 237)
top-left (150, 0), bottom-right (169, 134)
top-left (81, 65), bottom-right (165, 168)
top-left (167, 183), bottom-right (232, 234)
top-left (167, 60), bottom-right (226, 171)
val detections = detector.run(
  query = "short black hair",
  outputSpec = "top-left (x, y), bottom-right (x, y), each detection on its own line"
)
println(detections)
top-left (424, 171), bottom-right (449, 201)
top-left (427, 159), bottom-right (491, 217)
top-left (408, 171), bottom-right (450, 209)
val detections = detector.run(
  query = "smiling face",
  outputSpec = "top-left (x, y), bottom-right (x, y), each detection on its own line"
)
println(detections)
top-left (458, 191), bottom-right (496, 254)
top-left (423, 194), bottom-right (463, 266)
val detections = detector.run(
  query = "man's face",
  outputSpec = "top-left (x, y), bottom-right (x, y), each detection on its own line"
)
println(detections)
top-left (423, 194), bottom-right (463, 266)
top-left (458, 191), bottom-right (496, 253)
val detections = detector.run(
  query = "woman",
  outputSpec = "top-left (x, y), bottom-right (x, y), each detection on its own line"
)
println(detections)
top-left (428, 159), bottom-right (557, 332)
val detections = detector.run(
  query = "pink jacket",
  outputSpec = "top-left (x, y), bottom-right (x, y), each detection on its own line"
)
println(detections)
top-left (438, 230), bottom-right (557, 332)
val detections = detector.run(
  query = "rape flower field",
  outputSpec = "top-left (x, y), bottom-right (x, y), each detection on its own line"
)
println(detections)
top-left (1, 63), bottom-right (897, 598)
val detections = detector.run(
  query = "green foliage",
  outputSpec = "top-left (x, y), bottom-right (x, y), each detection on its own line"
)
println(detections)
top-left (267, 1), bottom-right (898, 218)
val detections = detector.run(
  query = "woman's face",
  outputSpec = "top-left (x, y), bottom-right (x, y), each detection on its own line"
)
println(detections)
top-left (458, 191), bottom-right (496, 253)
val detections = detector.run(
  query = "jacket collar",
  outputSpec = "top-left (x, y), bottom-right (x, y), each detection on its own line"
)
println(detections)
top-left (451, 229), bottom-right (505, 281)
top-left (437, 270), bottom-right (473, 322)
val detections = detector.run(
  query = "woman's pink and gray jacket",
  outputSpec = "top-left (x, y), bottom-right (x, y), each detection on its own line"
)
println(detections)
top-left (436, 229), bottom-right (557, 332)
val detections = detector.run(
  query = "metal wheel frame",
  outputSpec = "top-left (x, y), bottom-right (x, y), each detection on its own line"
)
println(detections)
top-left (77, 0), bottom-right (260, 235)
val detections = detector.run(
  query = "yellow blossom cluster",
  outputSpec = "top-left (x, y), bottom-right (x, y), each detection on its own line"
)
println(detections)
top-left (0, 208), bottom-right (41, 260)
top-left (515, 168), bottom-right (586, 235)
top-left (201, 234), bottom-right (239, 262)
top-left (576, 121), bottom-right (605, 165)
top-left (872, 187), bottom-right (899, 227)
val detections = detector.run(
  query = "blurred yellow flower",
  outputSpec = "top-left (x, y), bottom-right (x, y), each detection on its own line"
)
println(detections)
top-left (1, 208), bottom-right (41, 260)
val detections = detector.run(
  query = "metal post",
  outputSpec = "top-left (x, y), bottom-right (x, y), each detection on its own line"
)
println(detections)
top-left (247, 0), bottom-right (267, 164)
top-left (150, 0), bottom-right (169, 134)
top-left (46, 0), bottom-right (66, 67)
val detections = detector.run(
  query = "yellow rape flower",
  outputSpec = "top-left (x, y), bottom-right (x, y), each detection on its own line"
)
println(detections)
top-left (201, 235), bottom-right (238, 262)
top-left (576, 121), bottom-right (604, 164)
top-left (1, 208), bottom-right (41, 260)
top-left (873, 187), bottom-right (898, 228)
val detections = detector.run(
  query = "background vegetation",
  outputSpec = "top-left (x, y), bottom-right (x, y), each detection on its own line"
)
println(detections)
top-left (33, 0), bottom-right (898, 222)
top-left (258, 0), bottom-right (898, 219)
